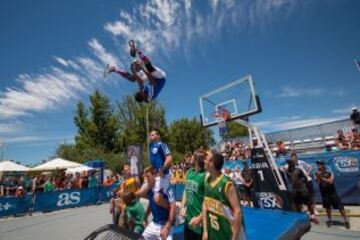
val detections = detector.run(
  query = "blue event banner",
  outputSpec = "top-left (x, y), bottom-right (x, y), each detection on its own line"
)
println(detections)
top-left (0, 194), bottom-right (32, 217)
top-left (224, 150), bottom-right (360, 204)
top-left (33, 188), bottom-right (98, 212)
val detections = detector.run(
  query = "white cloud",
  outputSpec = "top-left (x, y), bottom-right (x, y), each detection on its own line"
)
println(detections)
top-left (1, 0), bottom-right (314, 121)
top-left (0, 39), bottom-right (122, 120)
top-left (0, 68), bottom-right (86, 118)
top-left (0, 122), bottom-right (22, 133)
top-left (54, 57), bottom-right (69, 67)
top-left (277, 86), bottom-right (323, 98)
top-left (254, 115), bottom-right (347, 132)
top-left (103, 0), bottom-right (307, 59)
top-left (4, 135), bottom-right (74, 144)
top-left (88, 39), bottom-right (120, 67)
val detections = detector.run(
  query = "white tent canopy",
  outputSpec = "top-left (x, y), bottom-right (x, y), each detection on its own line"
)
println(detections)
top-left (0, 160), bottom-right (30, 172)
top-left (65, 165), bottom-right (95, 174)
top-left (32, 158), bottom-right (82, 171)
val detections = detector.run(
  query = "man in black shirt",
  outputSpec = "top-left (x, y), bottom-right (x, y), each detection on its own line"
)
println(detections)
top-left (286, 159), bottom-right (319, 224)
top-left (315, 160), bottom-right (350, 229)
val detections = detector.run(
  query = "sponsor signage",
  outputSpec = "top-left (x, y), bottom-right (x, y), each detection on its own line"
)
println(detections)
top-left (251, 147), bottom-right (292, 210)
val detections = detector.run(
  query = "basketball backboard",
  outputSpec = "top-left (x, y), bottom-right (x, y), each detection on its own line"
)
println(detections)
top-left (199, 75), bottom-right (261, 127)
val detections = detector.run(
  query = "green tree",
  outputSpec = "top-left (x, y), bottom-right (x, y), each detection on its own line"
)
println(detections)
top-left (55, 143), bottom-right (79, 162)
top-left (168, 118), bottom-right (214, 163)
top-left (74, 90), bottom-right (118, 152)
top-left (116, 96), bottom-right (168, 154)
top-left (226, 121), bottom-right (248, 138)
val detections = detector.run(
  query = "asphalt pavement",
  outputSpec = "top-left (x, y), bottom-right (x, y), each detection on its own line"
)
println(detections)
top-left (0, 203), bottom-right (359, 240)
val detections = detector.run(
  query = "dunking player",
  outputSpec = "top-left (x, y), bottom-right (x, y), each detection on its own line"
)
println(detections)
top-left (104, 40), bottom-right (166, 103)
top-left (202, 150), bottom-right (246, 240)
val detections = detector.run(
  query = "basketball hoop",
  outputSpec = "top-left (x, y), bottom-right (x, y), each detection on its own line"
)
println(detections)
top-left (212, 108), bottom-right (230, 138)
top-left (212, 108), bottom-right (231, 123)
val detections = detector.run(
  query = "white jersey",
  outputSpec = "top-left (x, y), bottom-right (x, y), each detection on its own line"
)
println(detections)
top-left (130, 156), bottom-right (138, 175)
top-left (232, 171), bottom-right (244, 185)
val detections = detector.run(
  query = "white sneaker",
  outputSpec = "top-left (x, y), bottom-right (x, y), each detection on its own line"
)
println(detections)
top-left (103, 64), bottom-right (115, 78)
top-left (314, 209), bottom-right (319, 216)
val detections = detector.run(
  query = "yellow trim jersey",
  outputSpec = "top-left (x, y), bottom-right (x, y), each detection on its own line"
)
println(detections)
top-left (204, 174), bottom-right (234, 240)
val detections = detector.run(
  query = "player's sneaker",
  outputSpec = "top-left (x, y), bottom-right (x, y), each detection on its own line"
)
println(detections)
top-left (345, 221), bottom-right (351, 229)
top-left (103, 64), bottom-right (116, 78)
top-left (129, 39), bottom-right (137, 57)
top-left (310, 215), bottom-right (320, 225)
top-left (326, 220), bottom-right (332, 228)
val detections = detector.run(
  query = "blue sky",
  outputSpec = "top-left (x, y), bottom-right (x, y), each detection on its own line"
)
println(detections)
top-left (0, 0), bottom-right (360, 165)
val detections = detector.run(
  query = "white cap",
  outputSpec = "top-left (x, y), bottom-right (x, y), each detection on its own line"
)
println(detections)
top-left (352, 107), bottom-right (357, 111)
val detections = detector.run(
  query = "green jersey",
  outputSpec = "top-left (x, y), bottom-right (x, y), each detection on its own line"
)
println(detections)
top-left (44, 181), bottom-right (54, 192)
top-left (204, 174), bottom-right (234, 240)
top-left (184, 168), bottom-right (206, 234)
top-left (125, 199), bottom-right (145, 234)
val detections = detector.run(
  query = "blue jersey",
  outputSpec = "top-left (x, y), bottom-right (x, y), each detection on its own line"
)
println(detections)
top-left (150, 141), bottom-right (171, 175)
top-left (144, 77), bottom-right (166, 102)
top-left (148, 187), bottom-right (175, 225)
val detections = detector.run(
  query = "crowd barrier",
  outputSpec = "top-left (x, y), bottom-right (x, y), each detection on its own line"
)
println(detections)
top-left (0, 185), bottom-right (117, 218)
top-left (0, 194), bottom-right (32, 217)
top-left (223, 150), bottom-right (360, 204)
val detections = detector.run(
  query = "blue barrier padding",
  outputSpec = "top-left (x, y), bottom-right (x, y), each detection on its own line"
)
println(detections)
top-left (33, 188), bottom-right (98, 212)
top-left (99, 185), bottom-right (117, 202)
top-left (0, 194), bottom-right (32, 217)
top-left (242, 207), bottom-right (310, 240)
top-left (173, 207), bottom-right (310, 240)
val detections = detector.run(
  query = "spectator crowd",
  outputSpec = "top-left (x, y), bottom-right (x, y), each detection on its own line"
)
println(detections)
top-left (0, 171), bottom-right (104, 197)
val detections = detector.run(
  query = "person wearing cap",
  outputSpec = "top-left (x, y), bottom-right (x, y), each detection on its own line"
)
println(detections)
top-left (315, 160), bottom-right (350, 229)
top-left (350, 107), bottom-right (360, 127)
top-left (15, 185), bottom-right (25, 197)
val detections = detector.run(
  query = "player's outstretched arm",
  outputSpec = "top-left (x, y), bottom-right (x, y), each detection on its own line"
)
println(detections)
top-left (202, 202), bottom-right (208, 240)
top-left (226, 184), bottom-right (244, 240)
top-left (135, 182), bottom-right (149, 198)
top-left (131, 71), bottom-right (145, 91)
top-left (180, 189), bottom-right (187, 218)
top-left (143, 205), bottom-right (151, 227)
top-left (160, 203), bottom-right (176, 240)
